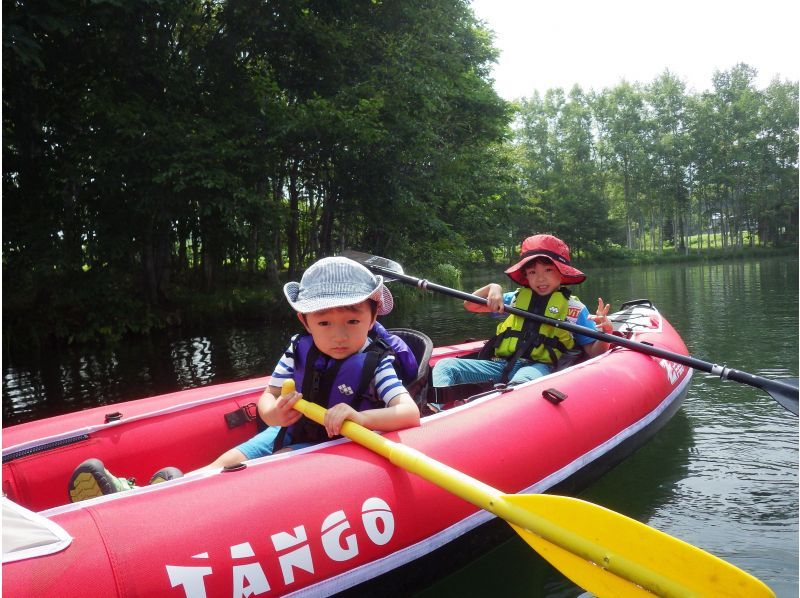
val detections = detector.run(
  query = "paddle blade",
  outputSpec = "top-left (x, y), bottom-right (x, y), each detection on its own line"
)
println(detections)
top-left (338, 249), bottom-right (404, 281)
top-left (764, 378), bottom-right (798, 415)
top-left (503, 494), bottom-right (775, 598)
top-left (510, 523), bottom-right (652, 598)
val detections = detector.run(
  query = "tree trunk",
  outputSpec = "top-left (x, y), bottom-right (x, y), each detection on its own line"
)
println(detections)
top-left (287, 159), bottom-right (300, 280)
top-left (177, 219), bottom-right (188, 273)
top-left (320, 169), bottom-right (336, 257)
top-left (623, 167), bottom-right (633, 249)
top-left (199, 210), bottom-right (220, 291)
top-left (248, 221), bottom-right (259, 275)
top-left (141, 214), bottom-right (172, 304)
top-left (265, 227), bottom-right (281, 288)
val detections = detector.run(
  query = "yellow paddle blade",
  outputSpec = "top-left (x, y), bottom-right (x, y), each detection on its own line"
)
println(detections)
top-left (510, 523), bottom-right (652, 598)
top-left (504, 494), bottom-right (775, 598)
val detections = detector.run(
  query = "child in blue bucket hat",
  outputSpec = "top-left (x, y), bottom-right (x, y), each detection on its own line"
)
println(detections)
top-left (67, 257), bottom-right (421, 501)
top-left (259, 256), bottom-right (420, 451)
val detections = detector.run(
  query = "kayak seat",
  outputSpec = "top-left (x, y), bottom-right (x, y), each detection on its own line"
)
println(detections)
top-left (387, 328), bottom-right (433, 408)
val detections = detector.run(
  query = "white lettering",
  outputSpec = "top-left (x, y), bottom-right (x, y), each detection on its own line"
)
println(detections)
top-left (231, 542), bottom-right (270, 597)
top-left (165, 496), bottom-right (395, 596)
top-left (231, 543), bottom-right (256, 559)
top-left (659, 359), bottom-right (685, 384)
top-left (166, 565), bottom-right (213, 598)
top-left (272, 526), bottom-right (314, 585)
top-left (232, 563), bottom-right (269, 598)
top-left (361, 497), bottom-right (394, 546)
top-left (320, 510), bottom-right (358, 562)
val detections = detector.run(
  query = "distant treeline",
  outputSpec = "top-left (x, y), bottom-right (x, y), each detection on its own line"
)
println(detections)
top-left (3, 1), bottom-right (798, 344)
top-left (514, 67), bottom-right (798, 262)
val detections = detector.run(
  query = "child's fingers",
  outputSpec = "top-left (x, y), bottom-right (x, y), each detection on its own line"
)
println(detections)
top-left (597, 297), bottom-right (610, 316)
top-left (324, 413), bottom-right (343, 436)
top-left (325, 404), bottom-right (356, 436)
top-left (279, 392), bottom-right (299, 408)
top-left (277, 392), bottom-right (303, 425)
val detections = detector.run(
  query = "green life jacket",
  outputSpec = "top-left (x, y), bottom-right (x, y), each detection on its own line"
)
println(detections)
top-left (479, 287), bottom-right (575, 382)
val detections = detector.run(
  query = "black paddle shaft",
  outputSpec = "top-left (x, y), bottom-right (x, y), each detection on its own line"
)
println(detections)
top-left (366, 264), bottom-right (799, 414)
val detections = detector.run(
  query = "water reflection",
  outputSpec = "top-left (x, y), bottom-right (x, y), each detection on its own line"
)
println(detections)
top-left (170, 337), bottom-right (214, 387)
top-left (2, 322), bottom-right (294, 425)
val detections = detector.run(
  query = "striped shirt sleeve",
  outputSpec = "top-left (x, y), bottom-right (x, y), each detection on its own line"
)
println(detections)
top-left (372, 354), bottom-right (408, 405)
top-left (269, 335), bottom-right (297, 387)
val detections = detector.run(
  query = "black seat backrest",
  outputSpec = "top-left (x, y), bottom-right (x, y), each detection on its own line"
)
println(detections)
top-left (387, 328), bottom-right (433, 407)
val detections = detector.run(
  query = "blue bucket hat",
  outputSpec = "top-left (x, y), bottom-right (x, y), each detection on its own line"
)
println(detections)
top-left (283, 256), bottom-right (394, 315)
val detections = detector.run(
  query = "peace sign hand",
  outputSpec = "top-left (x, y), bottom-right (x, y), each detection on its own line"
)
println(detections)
top-left (590, 297), bottom-right (612, 332)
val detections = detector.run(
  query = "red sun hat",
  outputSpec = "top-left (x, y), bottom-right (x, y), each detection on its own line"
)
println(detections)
top-left (505, 234), bottom-right (586, 286)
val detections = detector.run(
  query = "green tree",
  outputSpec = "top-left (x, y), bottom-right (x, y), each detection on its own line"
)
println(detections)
top-left (755, 79), bottom-right (799, 245)
top-left (647, 70), bottom-right (690, 253)
top-left (516, 88), bottom-right (610, 254)
top-left (592, 82), bottom-right (648, 249)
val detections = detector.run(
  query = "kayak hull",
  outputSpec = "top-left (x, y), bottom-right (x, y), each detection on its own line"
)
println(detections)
top-left (2, 301), bottom-right (691, 597)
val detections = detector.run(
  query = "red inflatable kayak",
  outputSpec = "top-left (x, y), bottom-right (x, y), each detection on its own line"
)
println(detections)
top-left (2, 300), bottom-right (691, 597)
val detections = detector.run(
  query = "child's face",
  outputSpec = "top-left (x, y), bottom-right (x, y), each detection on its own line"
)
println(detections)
top-left (524, 260), bottom-right (562, 296)
top-left (299, 301), bottom-right (377, 359)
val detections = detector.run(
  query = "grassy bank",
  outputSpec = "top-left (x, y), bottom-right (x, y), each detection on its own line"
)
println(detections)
top-left (580, 243), bottom-right (798, 267)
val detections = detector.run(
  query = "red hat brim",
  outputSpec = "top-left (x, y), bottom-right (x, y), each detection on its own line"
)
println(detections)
top-left (505, 253), bottom-right (586, 286)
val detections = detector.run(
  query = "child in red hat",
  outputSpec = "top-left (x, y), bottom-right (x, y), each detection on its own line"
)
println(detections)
top-left (432, 234), bottom-right (611, 388)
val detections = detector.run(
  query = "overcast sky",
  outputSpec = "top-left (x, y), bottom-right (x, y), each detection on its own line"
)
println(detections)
top-left (470, 0), bottom-right (799, 100)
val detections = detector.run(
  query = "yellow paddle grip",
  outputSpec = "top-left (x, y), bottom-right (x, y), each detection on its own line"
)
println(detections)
top-left (281, 379), bottom-right (296, 396)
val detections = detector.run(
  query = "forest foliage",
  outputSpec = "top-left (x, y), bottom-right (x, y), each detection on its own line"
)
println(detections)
top-left (3, 0), bottom-right (798, 344)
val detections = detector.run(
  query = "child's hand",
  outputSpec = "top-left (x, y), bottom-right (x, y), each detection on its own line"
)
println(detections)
top-left (485, 283), bottom-right (505, 313)
top-left (324, 403), bottom-right (363, 437)
top-left (273, 381), bottom-right (303, 427)
top-left (590, 298), bottom-right (612, 332)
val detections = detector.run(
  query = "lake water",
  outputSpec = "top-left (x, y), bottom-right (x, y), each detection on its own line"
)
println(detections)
top-left (3, 256), bottom-right (798, 597)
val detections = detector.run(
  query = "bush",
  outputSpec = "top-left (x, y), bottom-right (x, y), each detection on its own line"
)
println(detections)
top-left (430, 263), bottom-right (462, 288)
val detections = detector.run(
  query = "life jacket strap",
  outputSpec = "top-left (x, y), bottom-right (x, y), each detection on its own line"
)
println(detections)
top-left (356, 336), bottom-right (393, 408)
top-left (481, 289), bottom-right (572, 379)
top-left (499, 319), bottom-right (542, 382)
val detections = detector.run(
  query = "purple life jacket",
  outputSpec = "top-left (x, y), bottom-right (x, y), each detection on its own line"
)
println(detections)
top-left (279, 323), bottom-right (418, 447)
